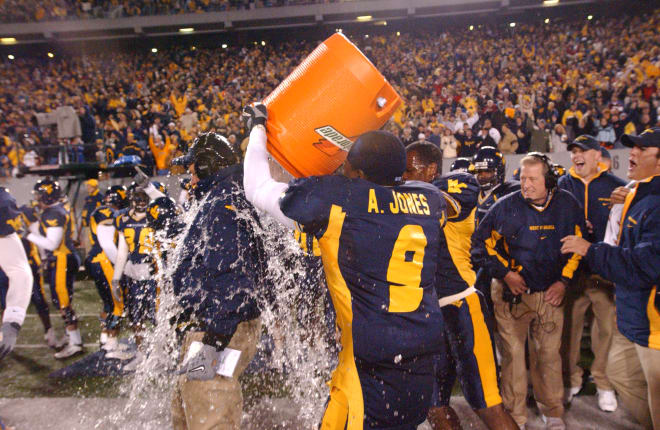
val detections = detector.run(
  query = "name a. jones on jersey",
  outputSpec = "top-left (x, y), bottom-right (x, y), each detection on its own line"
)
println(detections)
top-left (367, 189), bottom-right (431, 216)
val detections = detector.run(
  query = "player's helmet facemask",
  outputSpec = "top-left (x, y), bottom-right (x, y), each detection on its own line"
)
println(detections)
top-left (129, 189), bottom-right (150, 213)
top-left (472, 146), bottom-right (506, 191)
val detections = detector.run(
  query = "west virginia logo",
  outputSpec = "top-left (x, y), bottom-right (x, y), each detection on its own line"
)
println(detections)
top-left (5, 216), bottom-right (22, 232)
top-left (149, 205), bottom-right (160, 220)
top-left (447, 179), bottom-right (467, 194)
top-left (46, 219), bottom-right (58, 227)
top-left (42, 184), bottom-right (54, 194)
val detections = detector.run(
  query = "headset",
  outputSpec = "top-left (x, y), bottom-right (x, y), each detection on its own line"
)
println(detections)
top-left (525, 152), bottom-right (559, 190)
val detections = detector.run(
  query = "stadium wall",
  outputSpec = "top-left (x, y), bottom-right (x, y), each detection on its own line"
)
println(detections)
top-left (0, 148), bottom-right (631, 210)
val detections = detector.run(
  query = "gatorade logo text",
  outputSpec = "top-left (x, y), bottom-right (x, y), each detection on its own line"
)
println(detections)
top-left (314, 126), bottom-right (354, 151)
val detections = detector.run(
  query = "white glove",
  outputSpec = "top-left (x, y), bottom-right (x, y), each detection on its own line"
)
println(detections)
top-left (178, 343), bottom-right (223, 381)
top-left (134, 166), bottom-right (151, 189)
top-left (111, 279), bottom-right (123, 304)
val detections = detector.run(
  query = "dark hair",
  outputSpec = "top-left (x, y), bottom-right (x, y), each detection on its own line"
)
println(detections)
top-left (346, 130), bottom-right (406, 185)
top-left (406, 141), bottom-right (443, 175)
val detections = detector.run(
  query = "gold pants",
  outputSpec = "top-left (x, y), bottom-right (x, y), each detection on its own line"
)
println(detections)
top-left (171, 318), bottom-right (261, 430)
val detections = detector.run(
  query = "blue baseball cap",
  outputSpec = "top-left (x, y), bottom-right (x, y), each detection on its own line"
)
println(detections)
top-left (567, 135), bottom-right (600, 152)
top-left (621, 127), bottom-right (660, 148)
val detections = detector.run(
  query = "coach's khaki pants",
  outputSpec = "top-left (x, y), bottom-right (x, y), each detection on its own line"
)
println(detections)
top-left (606, 325), bottom-right (660, 430)
top-left (563, 275), bottom-right (615, 390)
top-left (492, 280), bottom-right (564, 427)
top-left (172, 318), bottom-right (261, 430)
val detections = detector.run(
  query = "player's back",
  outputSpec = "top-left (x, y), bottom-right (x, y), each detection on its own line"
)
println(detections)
top-left (39, 203), bottom-right (75, 255)
top-left (88, 206), bottom-right (116, 255)
top-left (280, 175), bottom-right (446, 366)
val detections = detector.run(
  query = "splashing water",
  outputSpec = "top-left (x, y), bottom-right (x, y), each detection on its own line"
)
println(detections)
top-left (92, 178), bottom-right (336, 429)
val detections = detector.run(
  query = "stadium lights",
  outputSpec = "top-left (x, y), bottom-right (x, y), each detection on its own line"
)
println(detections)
top-left (151, 48), bottom-right (158, 53)
top-left (261, 41), bottom-right (266, 46)
top-left (545, 18), bottom-right (550, 24)
top-left (469, 25), bottom-right (474, 31)
top-left (374, 20), bottom-right (387, 26)
top-left (509, 22), bottom-right (516, 27)
top-left (0, 37), bottom-right (16, 45)
top-left (222, 43), bottom-right (228, 49)
top-left (47, 52), bottom-right (54, 58)
top-left (364, 34), bottom-right (369, 38)
top-left (357, 15), bottom-right (372, 22)
top-left (396, 31), bottom-right (400, 36)
top-left (7, 54), bottom-right (14, 60)
top-left (179, 28), bottom-right (194, 33)
top-left (543, 0), bottom-right (559, 5)
top-left (191, 46), bottom-right (196, 50)
top-left (587, 15), bottom-right (593, 20)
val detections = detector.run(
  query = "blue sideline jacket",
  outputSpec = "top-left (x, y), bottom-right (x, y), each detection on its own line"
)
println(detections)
top-left (473, 189), bottom-right (585, 292)
top-left (586, 175), bottom-right (660, 350)
top-left (558, 163), bottom-right (626, 242)
top-left (172, 164), bottom-right (263, 338)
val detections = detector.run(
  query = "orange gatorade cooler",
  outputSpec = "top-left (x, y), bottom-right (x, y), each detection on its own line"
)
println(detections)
top-left (263, 33), bottom-right (401, 178)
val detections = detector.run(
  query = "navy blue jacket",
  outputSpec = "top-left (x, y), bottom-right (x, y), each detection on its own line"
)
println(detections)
top-left (586, 175), bottom-right (660, 349)
top-left (473, 189), bottom-right (585, 292)
top-left (558, 164), bottom-right (626, 242)
top-left (172, 165), bottom-right (263, 337)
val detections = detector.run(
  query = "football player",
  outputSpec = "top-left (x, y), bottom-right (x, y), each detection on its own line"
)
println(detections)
top-left (404, 142), bottom-right (518, 430)
top-left (472, 147), bottom-right (521, 311)
top-left (18, 201), bottom-right (58, 348)
top-left (0, 187), bottom-right (33, 361)
top-left (243, 103), bottom-right (446, 429)
top-left (78, 179), bottom-right (104, 244)
top-left (85, 185), bottom-right (128, 351)
top-left (110, 185), bottom-right (156, 363)
top-left (25, 179), bottom-right (83, 359)
top-left (473, 146), bottom-right (520, 225)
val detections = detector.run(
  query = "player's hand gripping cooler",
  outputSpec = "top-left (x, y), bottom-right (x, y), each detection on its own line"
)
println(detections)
top-left (261, 32), bottom-right (401, 177)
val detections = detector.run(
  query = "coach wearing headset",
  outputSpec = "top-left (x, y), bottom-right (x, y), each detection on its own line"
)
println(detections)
top-left (473, 153), bottom-right (585, 430)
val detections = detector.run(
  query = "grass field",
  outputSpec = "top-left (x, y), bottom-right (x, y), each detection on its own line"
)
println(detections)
top-left (2, 276), bottom-right (649, 430)
top-left (1, 275), bottom-right (601, 400)
top-left (0, 279), bottom-right (127, 398)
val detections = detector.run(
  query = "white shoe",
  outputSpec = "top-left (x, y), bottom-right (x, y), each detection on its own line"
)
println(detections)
top-left (54, 342), bottom-right (83, 359)
top-left (597, 389), bottom-right (618, 412)
top-left (102, 336), bottom-right (118, 352)
top-left (121, 351), bottom-right (144, 373)
top-left (105, 343), bottom-right (135, 360)
top-left (564, 386), bottom-right (581, 403)
top-left (44, 328), bottom-right (58, 349)
top-left (541, 415), bottom-right (566, 430)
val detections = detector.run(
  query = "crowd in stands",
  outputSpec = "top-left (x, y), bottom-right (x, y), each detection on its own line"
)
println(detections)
top-left (0, 0), bottom-right (337, 23)
top-left (0, 9), bottom-right (659, 178)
